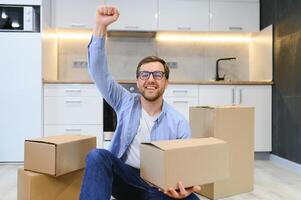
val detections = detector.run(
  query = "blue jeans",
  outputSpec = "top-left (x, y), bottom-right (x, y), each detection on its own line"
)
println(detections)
top-left (80, 149), bottom-right (200, 200)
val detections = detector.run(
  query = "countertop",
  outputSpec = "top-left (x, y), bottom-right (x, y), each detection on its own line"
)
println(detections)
top-left (43, 80), bottom-right (274, 85)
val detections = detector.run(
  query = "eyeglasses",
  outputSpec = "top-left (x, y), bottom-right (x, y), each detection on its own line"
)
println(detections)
top-left (138, 71), bottom-right (166, 80)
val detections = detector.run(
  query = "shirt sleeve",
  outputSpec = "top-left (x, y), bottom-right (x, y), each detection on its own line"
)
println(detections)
top-left (87, 36), bottom-right (132, 111)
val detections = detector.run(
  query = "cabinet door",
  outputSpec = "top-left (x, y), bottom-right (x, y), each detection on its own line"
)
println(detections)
top-left (158, 0), bottom-right (209, 31)
top-left (44, 125), bottom-right (103, 148)
top-left (105, 0), bottom-right (158, 31)
top-left (44, 97), bottom-right (103, 124)
top-left (44, 84), bottom-right (101, 97)
top-left (165, 97), bottom-right (199, 121)
top-left (164, 84), bottom-right (199, 98)
top-left (0, 33), bottom-right (42, 162)
top-left (237, 85), bottom-right (272, 152)
top-left (198, 85), bottom-right (234, 106)
top-left (52, 0), bottom-right (100, 28)
top-left (210, 0), bottom-right (259, 32)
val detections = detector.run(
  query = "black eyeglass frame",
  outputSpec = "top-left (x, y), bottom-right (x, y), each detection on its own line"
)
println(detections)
top-left (137, 70), bottom-right (166, 80)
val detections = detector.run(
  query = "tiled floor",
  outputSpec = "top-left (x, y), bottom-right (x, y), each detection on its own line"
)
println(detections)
top-left (1, 160), bottom-right (301, 200)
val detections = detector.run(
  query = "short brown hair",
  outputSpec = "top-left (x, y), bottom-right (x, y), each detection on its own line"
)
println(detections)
top-left (136, 56), bottom-right (170, 79)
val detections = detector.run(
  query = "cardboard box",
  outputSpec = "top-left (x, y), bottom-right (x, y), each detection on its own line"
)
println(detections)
top-left (140, 137), bottom-right (229, 190)
top-left (18, 168), bottom-right (84, 200)
top-left (189, 106), bottom-right (254, 199)
top-left (24, 135), bottom-right (96, 176)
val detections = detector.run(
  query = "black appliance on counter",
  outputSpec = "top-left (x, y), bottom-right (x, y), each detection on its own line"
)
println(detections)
top-left (103, 83), bottom-right (139, 141)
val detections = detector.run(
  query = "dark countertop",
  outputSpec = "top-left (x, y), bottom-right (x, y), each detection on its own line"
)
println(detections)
top-left (43, 80), bottom-right (274, 85)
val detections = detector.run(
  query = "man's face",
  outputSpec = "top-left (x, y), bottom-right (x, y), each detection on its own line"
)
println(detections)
top-left (136, 61), bottom-right (168, 102)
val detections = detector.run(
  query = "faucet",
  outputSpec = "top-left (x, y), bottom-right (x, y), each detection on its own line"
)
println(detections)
top-left (215, 57), bottom-right (236, 81)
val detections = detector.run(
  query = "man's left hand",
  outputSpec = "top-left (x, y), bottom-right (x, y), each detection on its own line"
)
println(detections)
top-left (159, 181), bottom-right (201, 199)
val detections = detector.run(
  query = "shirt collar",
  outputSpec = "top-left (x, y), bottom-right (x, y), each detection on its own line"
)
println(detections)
top-left (136, 95), bottom-right (167, 122)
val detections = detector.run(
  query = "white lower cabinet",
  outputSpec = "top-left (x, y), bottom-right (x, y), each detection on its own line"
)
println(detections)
top-left (44, 97), bottom-right (102, 125)
top-left (44, 84), bottom-right (104, 148)
top-left (198, 84), bottom-right (272, 152)
top-left (165, 97), bottom-right (199, 121)
top-left (164, 84), bottom-right (199, 121)
top-left (237, 85), bottom-right (272, 152)
top-left (44, 125), bottom-right (103, 148)
top-left (198, 85), bottom-right (234, 106)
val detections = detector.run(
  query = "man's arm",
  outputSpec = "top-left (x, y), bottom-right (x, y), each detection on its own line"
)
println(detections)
top-left (88, 6), bottom-right (129, 111)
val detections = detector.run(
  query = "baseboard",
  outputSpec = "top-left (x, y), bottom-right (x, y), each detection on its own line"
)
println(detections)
top-left (255, 152), bottom-right (270, 160)
top-left (270, 154), bottom-right (301, 175)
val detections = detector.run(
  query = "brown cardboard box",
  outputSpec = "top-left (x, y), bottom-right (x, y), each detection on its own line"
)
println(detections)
top-left (24, 135), bottom-right (96, 176)
top-left (17, 168), bottom-right (84, 200)
top-left (189, 106), bottom-right (254, 199)
top-left (140, 137), bottom-right (229, 190)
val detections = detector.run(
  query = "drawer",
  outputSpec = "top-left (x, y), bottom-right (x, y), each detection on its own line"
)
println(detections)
top-left (164, 84), bottom-right (198, 98)
top-left (164, 97), bottom-right (199, 121)
top-left (44, 125), bottom-right (103, 148)
top-left (44, 97), bottom-right (103, 124)
top-left (44, 84), bottom-right (101, 97)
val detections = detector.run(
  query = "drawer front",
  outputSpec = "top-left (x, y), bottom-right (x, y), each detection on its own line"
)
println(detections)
top-left (44, 125), bottom-right (103, 148)
top-left (165, 97), bottom-right (199, 121)
top-left (44, 97), bottom-right (103, 124)
top-left (164, 84), bottom-right (198, 98)
top-left (44, 84), bottom-right (101, 97)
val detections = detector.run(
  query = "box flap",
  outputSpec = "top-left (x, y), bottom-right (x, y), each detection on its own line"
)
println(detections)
top-left (142, 138), bottom-right (226, 150)
top-left (25, 135), bottom-right (94, 145)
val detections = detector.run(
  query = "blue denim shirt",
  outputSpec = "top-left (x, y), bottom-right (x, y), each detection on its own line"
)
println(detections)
top-left (88, 36), bottom-right (191, 159)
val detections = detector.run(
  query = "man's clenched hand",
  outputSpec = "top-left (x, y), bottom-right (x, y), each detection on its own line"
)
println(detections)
top-left (94, 5), bottom-right (120, 37)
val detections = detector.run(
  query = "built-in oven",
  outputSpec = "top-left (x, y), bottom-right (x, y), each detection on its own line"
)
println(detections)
top-left (103, 83), bottom-right (139, 142)
top-left (0, 5), bottom-right (40, 32)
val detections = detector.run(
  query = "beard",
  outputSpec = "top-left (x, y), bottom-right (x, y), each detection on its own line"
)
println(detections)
top-left (139, 83), bottom-right (165, 102)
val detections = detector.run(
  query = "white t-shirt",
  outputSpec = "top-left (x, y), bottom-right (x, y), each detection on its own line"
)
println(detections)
top-left (124, 108), bottom-right (159, 168)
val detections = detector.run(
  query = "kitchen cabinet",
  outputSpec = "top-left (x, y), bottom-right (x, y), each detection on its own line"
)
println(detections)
top-left (44, 125), bottom-right (103, 148)
top-left (105, 0), bottom-right (158, 31)
top-left (210, 0), bottom-right (259, 32)
top-left (44, 84), bottom-right (104, 147)
top-left (51, 0), bottom-right (259, 33)
top-left (158, 0), bottom-right (209, 32)
top-left (51, 0), bottom-right (100, 28)
top-left (0, 32), bottom-right (42, 162)
top-left (237, 85), bottom-right (272, 152)
top-left (164, 84), bottom-right (199, 121)
top-left (198, 84), bottom-right (271, 152)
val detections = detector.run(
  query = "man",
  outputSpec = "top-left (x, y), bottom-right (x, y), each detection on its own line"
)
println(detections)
top-left (80, 5), bottom-right (201, 200)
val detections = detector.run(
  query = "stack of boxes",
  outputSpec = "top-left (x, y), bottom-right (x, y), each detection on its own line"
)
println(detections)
top-left (190, 106), bottom-right (254, 199)
top-left (18, 135), bottom-right (96, 200)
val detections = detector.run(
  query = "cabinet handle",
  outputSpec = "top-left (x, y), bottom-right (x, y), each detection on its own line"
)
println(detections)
top-left (177, 27), bottom-right (192, 31)
top-left (124, 25), bottom-right (139, 29)
top-left (65, 128), bottom-right (82, 132)
top-left (71, 23), bottom-right (86, 28)
top-left (65, 100), bottom-right (82, 103)
top-left (173, 100), bottom-right (188, 104)
top-left (173, 90), bottom-right (188, 95)
top-left (231, 88), bottom-right (235, 105)
top-left (239, 89), bottom-right (242, 104)
top-left (65, 89), bottom-right (82, 93)
top-left (229, 26), bottom-right (243, 31)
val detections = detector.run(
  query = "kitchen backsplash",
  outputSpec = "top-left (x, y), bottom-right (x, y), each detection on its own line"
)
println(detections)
top-left (57, 36), bottom-right (249, 81)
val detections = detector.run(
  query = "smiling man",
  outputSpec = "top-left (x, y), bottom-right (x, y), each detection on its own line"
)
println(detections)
top-left (80, 5), bottom-right (201, 200)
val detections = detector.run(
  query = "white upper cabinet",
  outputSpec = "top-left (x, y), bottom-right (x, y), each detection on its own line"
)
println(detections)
top-left (158, 0), bottom-right (209, 32)
top-left (52, 0), bottom-right (100, 29)
top-left (105, 0), bottom-right (158, 31)
top-left (51, 0), bottom-right (259, 32)
top-left (210, 0), bottom-right (259, 32)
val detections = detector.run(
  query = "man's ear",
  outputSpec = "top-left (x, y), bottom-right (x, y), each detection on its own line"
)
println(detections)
top-left (164, 80), bottom-right (169, 89)
top-left (136, 81), bottom-right (140, 89)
